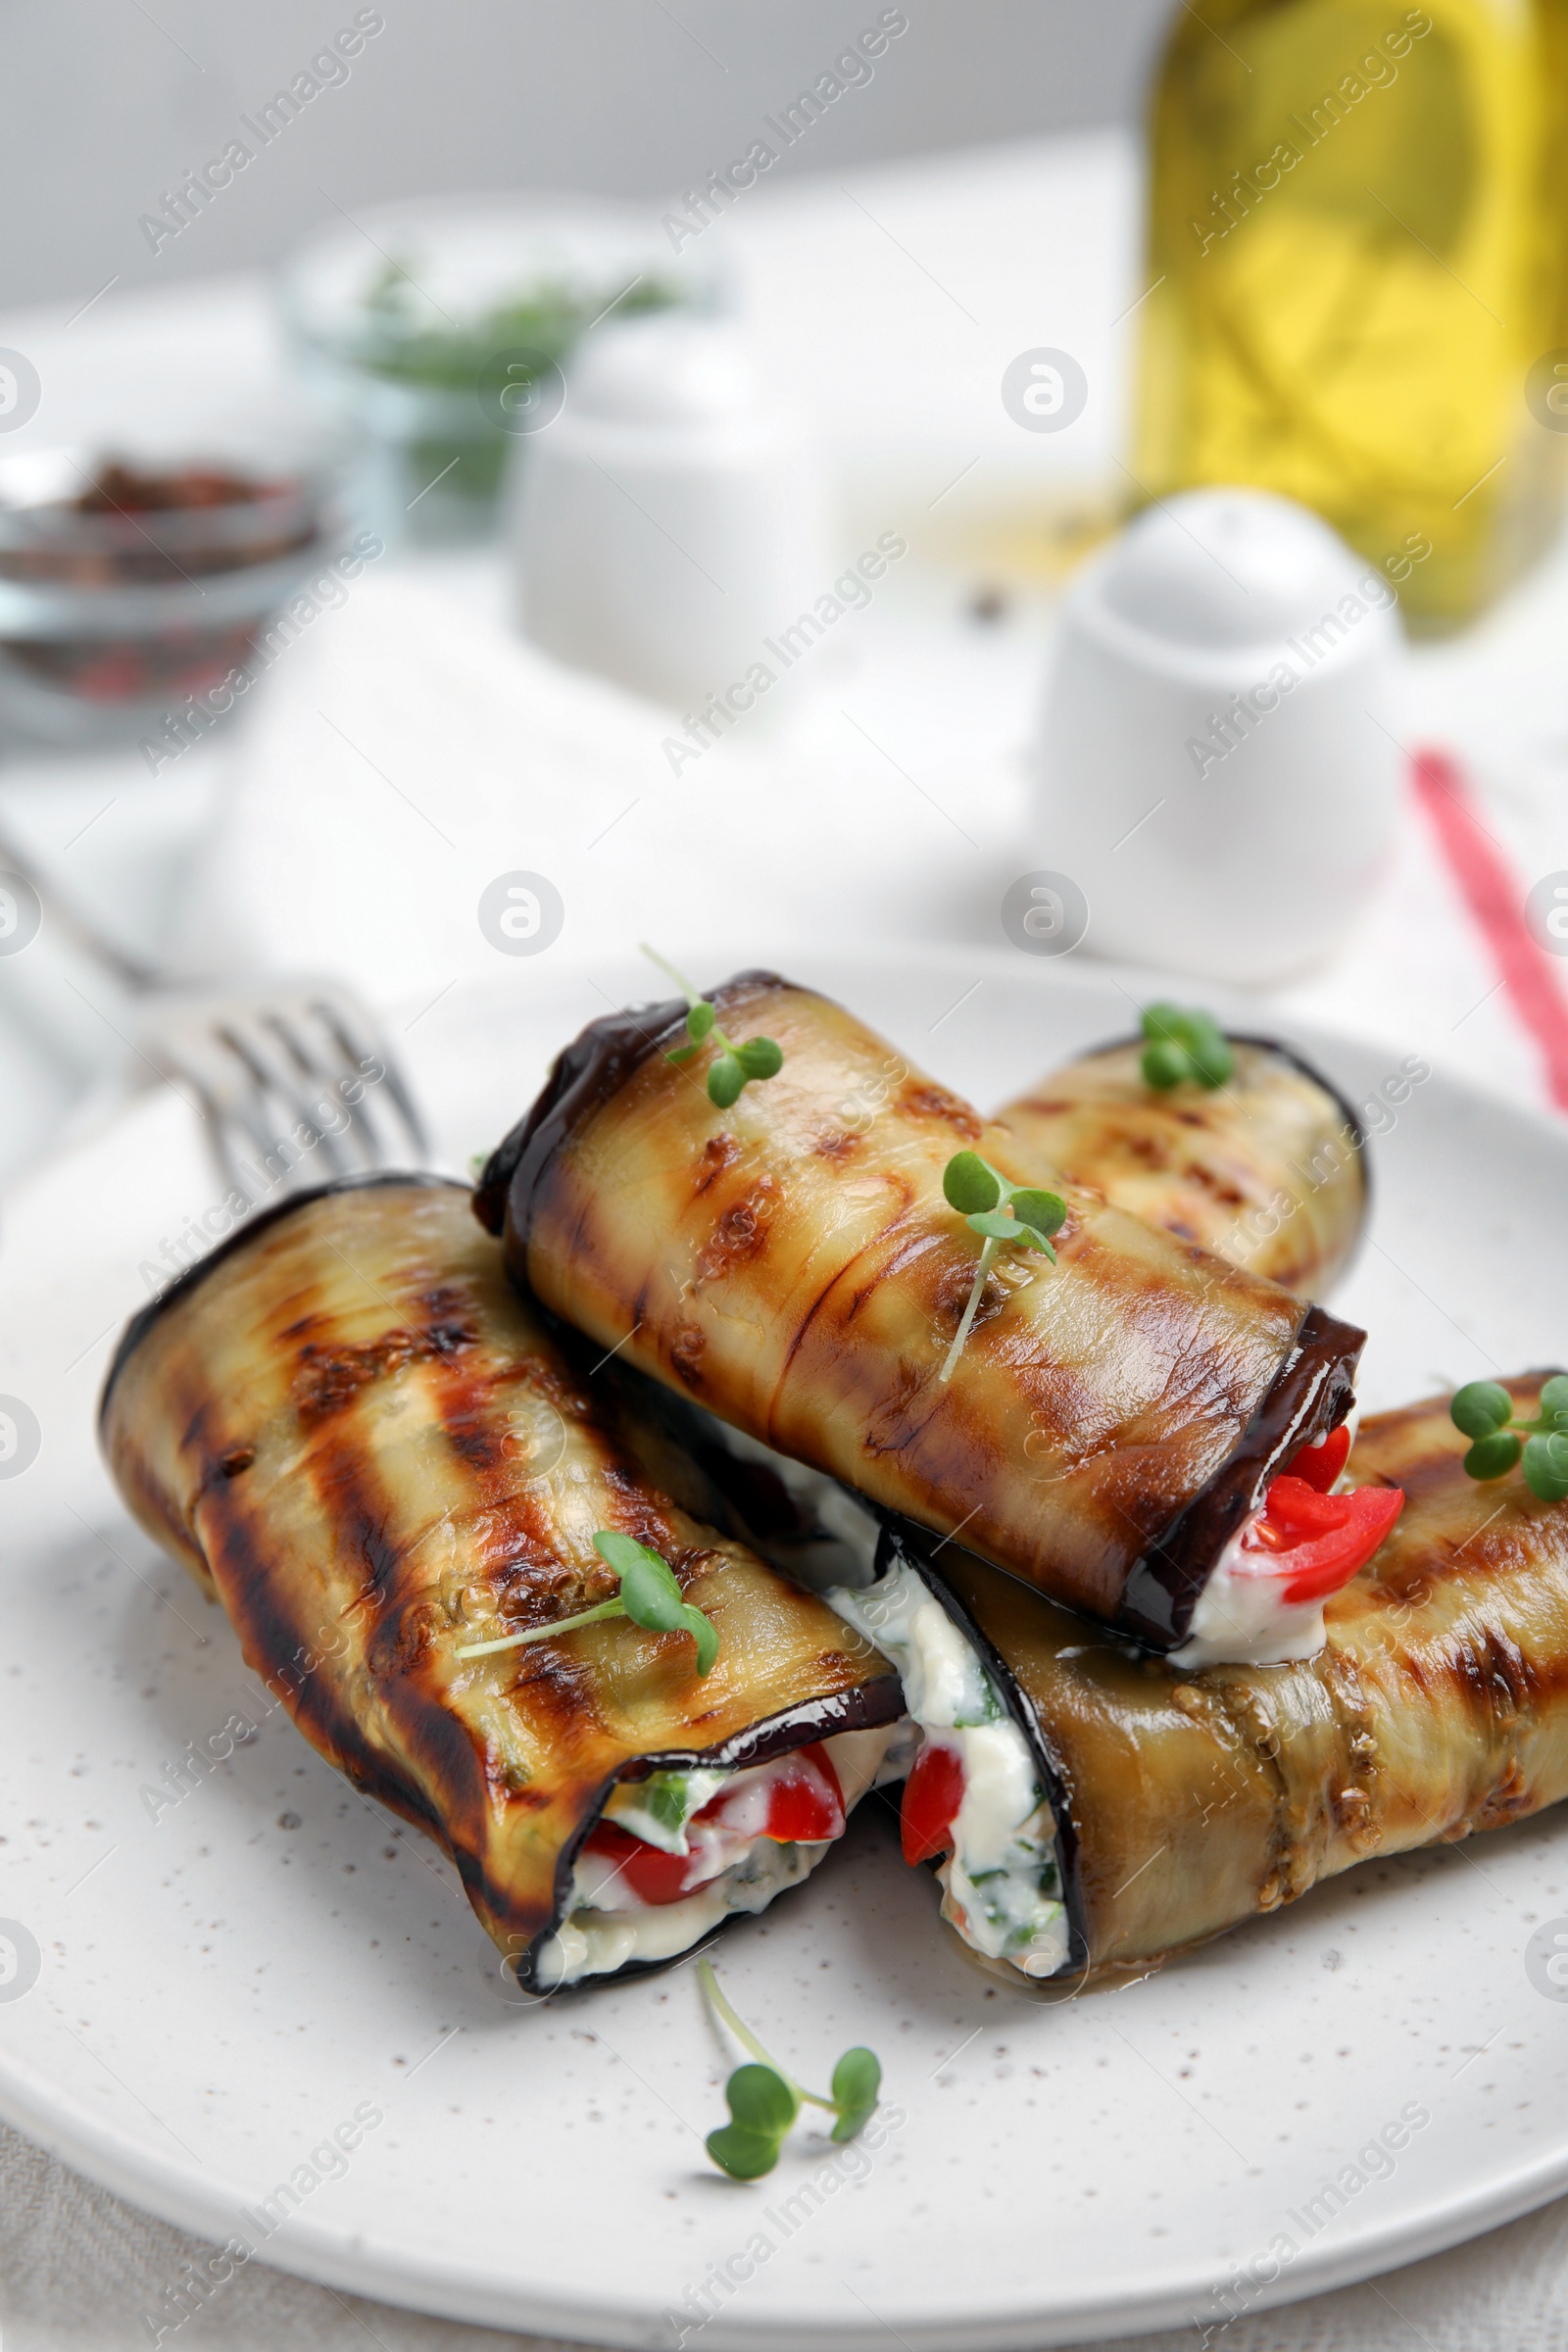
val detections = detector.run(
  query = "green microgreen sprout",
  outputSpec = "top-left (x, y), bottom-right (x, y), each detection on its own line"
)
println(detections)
top-left (1450, 1376), bottom-right (1568, 1502)
top-left (641, 945), bottom-right (785, 1109)
top-left (1139, 1003), bottom-right (1235, 1092)
top-left (938, 1151), bottom-right (1066, 1385)
top-left (454, 1530), bottom-right (718, 1673)
top-left (698, 1957), bottom-right (881, 2180)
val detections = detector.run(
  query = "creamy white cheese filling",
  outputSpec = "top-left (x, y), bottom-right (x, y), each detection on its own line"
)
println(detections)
top-left (1169, 1402), bottom-right (1362, 1671)
top-left (827, 1560), bottom-right (1069, 1981)
top-left (531, 1723), bottom-right (906, 1990)
top-left (709, 1424), bottom-right (883, 1590)
top-left (692, 1414), bottom-right (1068, 1978)
top-left (682, 1398), bottom-right (1368, 1978)
top-left (601, 1766), bottom-right (733, 1856)
top-left (1168, 1527), bottom-right (1330, 1670)
top-left (534, 1839), bottom-right (825, 1992)
top-left (710, 1396), bottom-right (1363, 1680)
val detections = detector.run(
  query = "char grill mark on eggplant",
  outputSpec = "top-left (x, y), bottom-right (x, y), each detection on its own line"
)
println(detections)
top-left (101, 1177), bottom-right (901, 1987)
top-left (911, 1379), bottom-right (1568, 1984)
top-left (994, 1034), bottom-right (1368, 1299)
top-left (481, 974), bottom-right (1365, 1645)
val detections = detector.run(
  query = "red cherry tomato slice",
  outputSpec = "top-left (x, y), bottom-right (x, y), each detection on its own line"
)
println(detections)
top-left (579, 1819), bottom-right (694, 1907)
top-left (1290, 1422), bottom-right (1351, 1494)
top-left (1264, 1473), bottom-right (1356, 1537)
top-left (754, 1742), bottom-right (845, 1845)
top-left (901, 1740), bottom-right (965, 1865)
top-left (1242, 1475), bottom-right (1404, 1606)
top-left (580, 1743), bottom-right (849, 1908)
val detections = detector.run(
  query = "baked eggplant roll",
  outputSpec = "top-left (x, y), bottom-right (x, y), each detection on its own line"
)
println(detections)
top-left (995, 1032), bottom-right (1368, 1298)
top-left (830, 1378), bottom-right (1568, 1986)
top-left (476, 972), bottom-right (1371, 1662)
top-left (99, 1176), bottom-right (906, 1991)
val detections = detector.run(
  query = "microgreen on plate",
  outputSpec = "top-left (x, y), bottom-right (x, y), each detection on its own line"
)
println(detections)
top-left (699, 1957), bottom-right (882, 2180)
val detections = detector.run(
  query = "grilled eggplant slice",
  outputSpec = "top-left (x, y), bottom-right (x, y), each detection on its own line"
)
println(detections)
top-left (995, 1033), bottom-right (1368, 1298)
top-left (99, 1176), bottom-right (904, 1991)
top-left (477, 972), bottom-right (1365, 1654)
top-left (858, 1378), bottom-right (1568, 1986)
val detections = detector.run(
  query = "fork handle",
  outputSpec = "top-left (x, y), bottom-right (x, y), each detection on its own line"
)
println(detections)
top-left (0, 810), bottom-right (162, 993)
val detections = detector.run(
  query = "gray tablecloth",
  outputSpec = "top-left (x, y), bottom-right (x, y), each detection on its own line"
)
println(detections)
top-left (4, 2118), bottom-right (1567, 2352)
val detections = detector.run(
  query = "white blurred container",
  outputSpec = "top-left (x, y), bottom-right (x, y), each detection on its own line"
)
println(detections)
top-left (1032, 488), bottom-right (1405, 985)
top-left (511, 313), bottom-right (827, 717)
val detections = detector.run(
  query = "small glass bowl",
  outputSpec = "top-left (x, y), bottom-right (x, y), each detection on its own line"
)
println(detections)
top-left (278, 194), bottom-right (724, 542)
top-left (0, 444), bottom-right (334, 744)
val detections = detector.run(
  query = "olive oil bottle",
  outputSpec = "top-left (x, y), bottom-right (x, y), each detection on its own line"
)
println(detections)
top-left (1138, 0), bottom-right (1568, 625)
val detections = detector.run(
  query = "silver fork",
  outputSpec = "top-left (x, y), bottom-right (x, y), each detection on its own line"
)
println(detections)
top-left (0, 821), bottom-right (428, 1199)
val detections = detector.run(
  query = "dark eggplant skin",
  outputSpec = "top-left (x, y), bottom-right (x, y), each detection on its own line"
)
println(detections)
top-left (995, 1033), bottom-right (1369, 1300)
top-left (479, 972), bottom-right (1364, 1649)
top-left (910, 1379), bottom-right (1568, 1986)
top-left (99, 1176), bottom-right (902, 1989)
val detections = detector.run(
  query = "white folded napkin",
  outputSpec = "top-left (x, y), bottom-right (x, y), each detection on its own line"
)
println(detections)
top-left (172, 564), bottom-right (1027, 1009)
top-left (169, 524), bottom-right (1568, 1142)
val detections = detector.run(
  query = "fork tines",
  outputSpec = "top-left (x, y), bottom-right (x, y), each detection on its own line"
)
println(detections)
top-left (138, 980), bottom-right (430, 1208)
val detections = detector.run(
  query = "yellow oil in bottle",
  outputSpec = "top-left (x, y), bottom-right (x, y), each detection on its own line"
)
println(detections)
top-left (1138, 0), bottom-right (1568, 626)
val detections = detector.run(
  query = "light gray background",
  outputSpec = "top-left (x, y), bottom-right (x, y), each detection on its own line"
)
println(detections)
top-left (2, 0), bottom-right (1176, 310)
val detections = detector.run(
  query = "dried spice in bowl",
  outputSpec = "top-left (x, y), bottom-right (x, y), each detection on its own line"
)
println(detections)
top-left (0, 447), bottom-right (329, 735)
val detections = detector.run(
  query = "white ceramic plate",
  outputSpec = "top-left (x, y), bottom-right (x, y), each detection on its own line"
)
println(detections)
top-left (2, 944), bottom-right (1566, 2352)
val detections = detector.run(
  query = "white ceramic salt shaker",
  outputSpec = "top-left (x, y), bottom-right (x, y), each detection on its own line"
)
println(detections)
top-left (511, 312), bottom-right (826, 718)
top-left (1030, 488), bottom-right (1404, 985)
